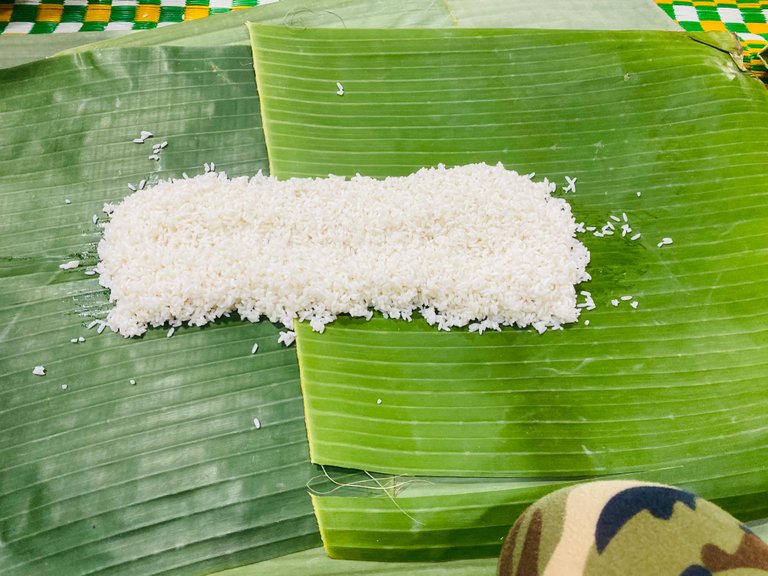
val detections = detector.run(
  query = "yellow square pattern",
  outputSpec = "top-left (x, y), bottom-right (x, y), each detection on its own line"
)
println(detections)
top-left (183, 5), bottom-right (208, 21)
top-left (83, 3), bottom-right (111, 22)
top-left (36, 3), bottom-right (62, 22)
top-left (700, 19), bottom-right (727, 31)
top-left (135, 3), bottom-right (159, 22)
top-left (0, 3), bottom-right (13, 22)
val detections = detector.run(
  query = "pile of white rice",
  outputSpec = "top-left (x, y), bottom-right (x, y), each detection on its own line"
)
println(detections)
top-left (97, 163), bottom-right (590, 337)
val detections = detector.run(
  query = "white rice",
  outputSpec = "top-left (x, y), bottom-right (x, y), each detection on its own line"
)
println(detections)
top-left (96, 163), bottom-right (591, 337)
top-left (59, 260), bottom-right (80, 270)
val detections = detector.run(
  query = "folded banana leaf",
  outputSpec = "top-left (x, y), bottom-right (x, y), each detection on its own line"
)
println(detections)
top-left (310, 472), bottom-right (573, 561)
top-left (248, 23), bottom-right (768, 558)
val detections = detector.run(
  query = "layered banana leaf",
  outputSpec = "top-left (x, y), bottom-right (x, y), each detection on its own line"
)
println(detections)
top-left (248, 23), bottom-right (768, 557)
top-left (310, 471), bottom-right (573, 561)
top-left (1, 0), bottom-right (765, 573)
top-left (58, 0), bottom-right (678, 54)
top-left (202, 519), bottom-right (768, 575)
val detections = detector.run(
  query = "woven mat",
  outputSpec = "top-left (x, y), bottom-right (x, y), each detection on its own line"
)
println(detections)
top-left (0, 0), bottom-right (765, 76)
top-left (0, 0), bottom-right (262, 33)
top-left (657, 1), bottom-right (768, 78)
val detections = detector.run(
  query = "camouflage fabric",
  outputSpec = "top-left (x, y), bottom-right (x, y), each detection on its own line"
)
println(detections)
top-left (499, 480), bottom-right (768, 576)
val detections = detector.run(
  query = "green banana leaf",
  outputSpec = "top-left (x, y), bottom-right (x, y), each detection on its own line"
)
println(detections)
top-left (0, 46), bottom-right (323, 575)
top-left (59, 0), bottom-right (678, 54)
top-left (310, 472), bottom-right (571, 561)
top-left (213, 546), bottom-right (498, 575)
top-left (0, 32), bottom-right (127, 70)
top-left (0, 0), bottom-right (749, 573)
top-left (205, 519), bottom-right (768, 575)
top-left (249, 23), bottom-right (768, 558)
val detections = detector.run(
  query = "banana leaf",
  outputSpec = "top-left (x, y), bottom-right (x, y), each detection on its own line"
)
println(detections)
top-left (0, 32), bottom-right (127, 70)
top-left (310, 471), bottom-right (572, 561)
top-left (59, 0), bottom-right (678, 54)
top-left (248, 23), bottom-right (768, 558)
top-left (212, 546), bottom-right (497, 575)
top-left (0, 0), bottom-right (746, 574)
top-left (203, 519), bottom-right (768, 574)
top-left (0, 46), bottom-right (324, 575)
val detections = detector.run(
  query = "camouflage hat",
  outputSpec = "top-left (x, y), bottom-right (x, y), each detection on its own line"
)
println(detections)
top-left (499, 480), bottom-right (768, 576)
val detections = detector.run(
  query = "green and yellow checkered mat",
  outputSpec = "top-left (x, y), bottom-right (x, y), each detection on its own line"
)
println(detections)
top-left (657, 1), bottom-right (768, 78)
top-left (0, 0), bottom-right (765, 77)
top-left (0, 0), bottom-right (265, 33)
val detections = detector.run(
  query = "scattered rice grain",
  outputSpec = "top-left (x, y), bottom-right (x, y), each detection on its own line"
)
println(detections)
top-left (59, 260), bottom-right (80, 270)
top-left (563, 176), bottom-right (577, 193)
top-left (278, 331), bottom-right (296, 347)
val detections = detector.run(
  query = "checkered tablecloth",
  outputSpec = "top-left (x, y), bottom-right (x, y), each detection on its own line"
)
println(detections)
top-left (0, 0), bottom-right (260, 33)
top-left (0, 0), bottom-right (766, 78)
top-left (657, 1), bottom-right (768, 78)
